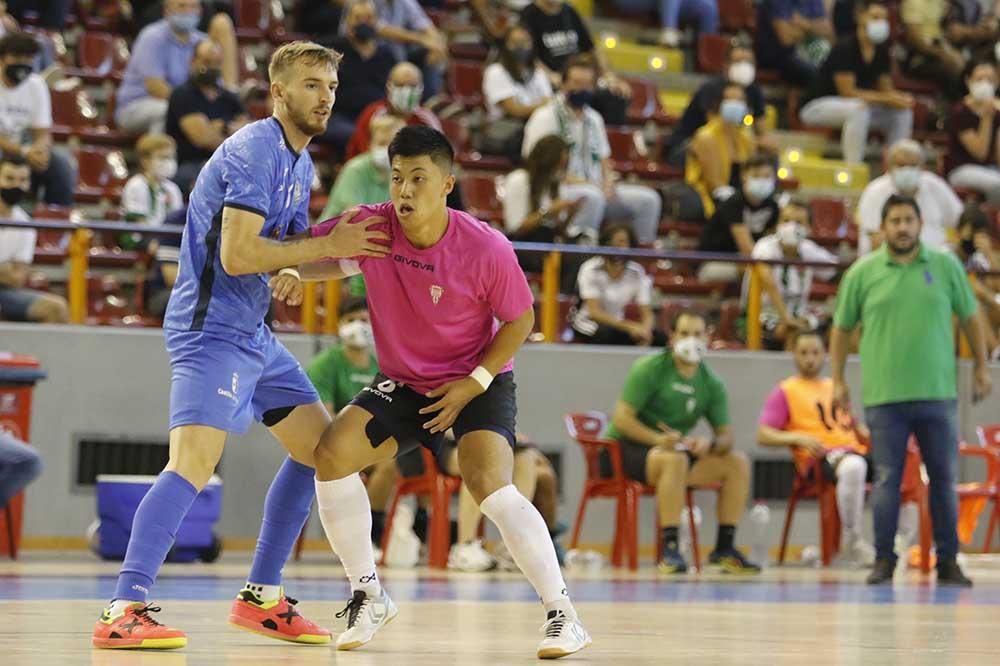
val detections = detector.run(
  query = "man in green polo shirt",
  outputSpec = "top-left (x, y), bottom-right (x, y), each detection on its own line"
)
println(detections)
top-left (608, 310), bottom-right (759, 575)
top-left (831, 193), bottom-right (993, 587)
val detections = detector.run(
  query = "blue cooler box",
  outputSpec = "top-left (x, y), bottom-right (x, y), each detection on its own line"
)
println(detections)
top-left (95, 474), bottom-right (223, 563)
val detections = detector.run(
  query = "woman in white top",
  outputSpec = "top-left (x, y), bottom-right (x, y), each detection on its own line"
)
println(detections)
top-left (479, 25), bottom-right (553, 160)
top-left (571, 223), bottom-right (666, 346)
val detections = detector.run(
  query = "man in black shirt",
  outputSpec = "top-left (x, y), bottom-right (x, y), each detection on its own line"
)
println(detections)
top-left (798, 0), bottom-right (913, 164)
top-left (321, 0), bottom-right (398, 150)
top-left (165, 39), bottom-right (248, 195)
top-left (665, 40), bottom-right (772, 166)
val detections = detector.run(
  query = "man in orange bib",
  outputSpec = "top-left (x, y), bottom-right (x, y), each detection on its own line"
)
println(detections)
top-left (757, 331), bottom-right (874, 564)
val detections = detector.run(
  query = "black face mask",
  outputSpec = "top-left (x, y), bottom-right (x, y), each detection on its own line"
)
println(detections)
top-left (961, 238), bottom-right (977, 257)
top-left (193, 67), bottom-right (220, 88)
top-left (353, 22), bottom-right (377, 42)
top-left (511, 47), bottom-right (533, 65)
top-left (0, 186), bottom-right (26, 206)
top-left (566, 89), bottom-right (594, 109)
top-left (4, 63), bottom-right (31, 86)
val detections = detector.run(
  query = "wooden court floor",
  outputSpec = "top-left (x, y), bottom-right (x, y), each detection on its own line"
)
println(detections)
top-left (2, 555), bottom-right (1000, 665)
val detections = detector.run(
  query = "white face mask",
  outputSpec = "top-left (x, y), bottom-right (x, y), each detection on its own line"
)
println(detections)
top-left (744, 176), bottom-right (775, 203)
top-left (971, 80), bottom-right (996, 102)
top-left (728, 61), bottom-right (756, 87)
top-left (152, 157), bottom-right (177, 180)
top-left (777, 221), bottom-right (807, 247)
top-left (891, 166), bottom-right (921, 193)
top-left (673, 336), bottom-right (707, 364)
top-left (387, 84), bottom-right (422, 114)
top-left (866, 19), bottom-right (890, 44)
top-left (371, 146), bottom-right (390, 171)
top-left (339, 319), bottom-right (373, 349)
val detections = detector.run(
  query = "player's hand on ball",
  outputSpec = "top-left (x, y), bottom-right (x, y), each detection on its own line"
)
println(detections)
top-left (323, 208), bottom-right (391, 258)
top-left (419, 377), bottom-right (485, 434)
top-left (269, 273), bottom-right (303, 306)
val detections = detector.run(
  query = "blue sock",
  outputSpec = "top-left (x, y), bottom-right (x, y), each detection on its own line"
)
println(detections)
top-left (247, 457), bottom-right (316, 586)
top-left (114, 471), bottom-right (198, 602)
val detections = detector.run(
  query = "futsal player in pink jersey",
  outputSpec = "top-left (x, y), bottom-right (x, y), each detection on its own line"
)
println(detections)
top-left (282, 126), bottom-right (591, 658)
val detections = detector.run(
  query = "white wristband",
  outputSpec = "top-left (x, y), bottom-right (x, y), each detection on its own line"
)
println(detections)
top-left (278, 267), bottom-right (301, 280)
top-left (469, 365), bottom-right (493, 391)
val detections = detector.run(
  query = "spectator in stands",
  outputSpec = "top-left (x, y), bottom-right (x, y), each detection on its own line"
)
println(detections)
top-left (116, 0), bottom-right (237, 134)
top-left (745, 197), bottom-right (838, 349)
top-left (570, 222), bottom-right (666, 346)
top-left (798, 0), bottom-right (914, 164)
top-left (519, 0), bottom-right (630, 124)
top-left (121, 133), bottom-right (183, 251)
top-left (682, 83), bottom-right (756, 223)
top-left (320, 115), bottom-right (405, 220)
top-left (608, 309), bottom-right (760, 574)
top-left (0, 33), bottom-right (74, 207)
top-left (5, 0), bottom-right (69, 30)
top-left (756, 0), bottom-right (834, 86)
top-left (142, 206), bottom-right (185, 320)
top-left (831, 193), bottom-right (991, 586)
top-left (0, 153), bottom-right (68, 323)
top-left (954, 206), bottom-right (1000, 354)
top-left (165, 39), bottom-right (248, 195)
top-left (612, 0), bottom-right (719, 48)
top-left (345, 61), bottom-right (441, 160)
top-left (341, 0), bottom-right (447, 99)
top-left (0, 429), bottom-right (42, 518)
top-left (480, 25), bottom-right (554, 161)
top-left (900, 0), bottom-right (966, 99)
top-left (522, 56), bottom-right (662, 244)
top-left (943, 0), bottom-right (1000, 63)
top-left (856, 139), bottom-right (962, 255)
top-left (757, 331), bottom-right (875, 564)
top-left (947, 60), bottom-right (1000, 202)
top-left (469, 0), bottom-right (527, 45)
top-left (322, 0), bottom-right (398, 152)
top-left (665, 40), bottom-right (772, 167)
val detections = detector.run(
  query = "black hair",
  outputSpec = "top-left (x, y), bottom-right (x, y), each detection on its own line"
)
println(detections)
top-left (561, 52), bottom-right (599, 83)
top-left (338, 296), bottom-right (368, 319)
top-left (388, 125), bottom-right (454, 172)
top-left (958, 205), bottom-right (990, 233)
top-left (880, 193), bottom-right (922, 224)
top-left (726, 36), bottom-right (754, 62)
top-left (744, 152), bottom-right (777, 172)
top-left (671, 308), bottom-right (706, 331)
top-left (599, 221), bottom-right (636, 248)
top-left (963, 58), bottom-right (996, 83)
top-left (0, 32), bottom-right (41, 58)
top-left (854, 0), bottom-right (886, 13)
top-left (705, 81), bottom-right (746, 113)
top-left (783, 195), bottom-right (814, 225)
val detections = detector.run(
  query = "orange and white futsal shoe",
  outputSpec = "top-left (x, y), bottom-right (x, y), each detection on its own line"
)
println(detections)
top-left (92, 604), bottom-right (187, 649)
top-left (228, 589), bottom-right (331, 644)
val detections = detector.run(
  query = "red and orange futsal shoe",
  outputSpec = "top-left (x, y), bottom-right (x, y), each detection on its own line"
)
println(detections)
top-left (228, 589), bottom-right (331, 644)
top-left (92, 604), bottom-right (188, 649)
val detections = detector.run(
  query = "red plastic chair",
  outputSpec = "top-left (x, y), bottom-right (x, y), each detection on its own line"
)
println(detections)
top-left (233, 0), bottom-right (271, 41)
top-left (75, 147), bottom-right (128, 203)
top-left (622, 77), bottom-right (672, 126)
top-left (439, 116), bottom-right (511, 171)
top-left (74, 31), bottom-right (129, 80)
top-left (606, 126), bottom-right (680, 181)
top-left (446, 59), bottom-right (485, 109)
top-left (696, 34), bottom-right (728, 74)
top-left (718, 0), bottom-right (756, 32)
top-left (380, 447), bottom-right (462, 568)
top-left (957, 425), bottom-right (1000, 551)
top-left (565, 411), bottom-right (710, 571)
top-left (461, 174), bottom-right (503, 225)
top-left (777, 438), bottom-right (932, 572)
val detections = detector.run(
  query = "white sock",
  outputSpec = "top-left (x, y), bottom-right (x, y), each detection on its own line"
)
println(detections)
top-left (835, 454), bottom-right (867, 536)
top-left (243, 582), bottom-right (282, 603)
top-left (479, 485), bottom-right (574, 617)
top-left (108, 599), bottom-right (141, 616)
top-left (316, 474), bottom-right (381, 597)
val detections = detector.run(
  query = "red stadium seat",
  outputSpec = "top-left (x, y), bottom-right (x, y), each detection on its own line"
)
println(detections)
top-left (233, 0), bottom-right (271, 41)
top-left (697, 34), bottom-right (728, 74)
top-left (606, 126), bottom-right (681, 181)
top-left (50, 88), bottom-right (134, 147)
top-left (718, 0), bottom-right (755, 32)
top-left (69, 31), bottom-right (129, 82)
top-left (439, 116), bottom-right (512, 171)
top-left (461, 174), bottom-right (503, 225)
top-left (31, 204), bottom-right (72, 265)
top-left (808, 196), bottom-right (858, 245)
top-left (75, 148), bottom-right (128, 204)
top-left (623, 77), bottom-right (673, 126)
top-left (956, 425), bottom-right (1000, 552)
top-left (446, 59), bottom-right (485, 109)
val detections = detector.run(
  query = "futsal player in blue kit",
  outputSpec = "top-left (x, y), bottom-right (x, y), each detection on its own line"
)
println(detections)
top-left (92, 41), bottom-right (390, 650)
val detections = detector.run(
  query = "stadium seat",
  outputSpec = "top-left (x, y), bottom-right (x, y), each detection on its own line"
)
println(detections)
top-left (606, 126), bottom-right (681, 181)
top-left (696, 34), bottom-right (728, 75)
top-left (461, 173), bottom-right (503, 225)
top-left (233, 0), bottom-right (271, 41)
top-left (718, 0), bottom-right (755, 32)
top-left (622, 77), bottom-right (672, 126)
top-left (50, 87), bottom-right (134, 147)
top-left (439, 116), bottom-right (512, 171)
top-left (956, 425), bottom-right (1000, 552)
top-left (66, 31), bottom-right (129, 83)
top-left (446, 59), bottom-right (485, 109)
top-left (380, 447), bottom-right (462, 569)
top-left (74, 147), bottom-right (128, 204)
top-left (86, 274), bottom-right (131, 325)
top-left (809, 196), bottom-right (858, 245)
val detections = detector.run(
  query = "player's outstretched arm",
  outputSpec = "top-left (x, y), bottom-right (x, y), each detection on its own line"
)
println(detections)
top-left (219, 207), bottom-right (389, 276)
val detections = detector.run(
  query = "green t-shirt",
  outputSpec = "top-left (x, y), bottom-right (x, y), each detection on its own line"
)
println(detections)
top-left (320, 152), bottom-right (390, 221)
top-left (306, 345), bottom-right (379, 411)
top-left (833, 244), bottom-right (977, 407)
top-left (606, 351), bottom-right (729, 440)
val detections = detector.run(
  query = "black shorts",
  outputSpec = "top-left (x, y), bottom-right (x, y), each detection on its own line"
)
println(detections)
top-left (608, 438), bottom-right (696, 483)
top-left (397, 439), bottom-right (457, 478)
top-left (349, 371), bottom-right (517, 464)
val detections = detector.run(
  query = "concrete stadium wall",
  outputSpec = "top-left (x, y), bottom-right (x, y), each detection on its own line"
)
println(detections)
top-left (2, 323), bottom-right (997, 555)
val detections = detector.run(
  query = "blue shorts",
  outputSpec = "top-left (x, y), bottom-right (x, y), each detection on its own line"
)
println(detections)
top-left (0, 287), bottom-right (45, 321)
top-left (165, 327), bottom-right (319, 434)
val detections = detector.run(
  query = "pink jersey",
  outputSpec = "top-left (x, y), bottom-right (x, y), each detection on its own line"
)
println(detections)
top-left (311, 202), bottom-right (534, 393)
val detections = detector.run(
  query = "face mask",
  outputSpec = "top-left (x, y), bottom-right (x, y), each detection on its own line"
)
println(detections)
top-left (0, 186), bottom-right (25, 206)
top-left (961, 238), bottom-right (977, 256)
top-left (891, 166), bottom-right (921, 193)
top-left (4, 63), bottom-right (31, 86)
top-left (152, 157), bottom-right (177, 180)
top-left (720, 99), bottom-right (748, 125)
top-left (511, 47), bottom-right (534, 65)
top-left (728, 61), bottom-right (755, 87)
top-left (673, 336), bottom-right (707, 365)
top-left (353, 22), bottom-right (377, 42)
top-left (971, 80), bottom-right (996, 102)
top-left (371, 146), bottom-right (390, 171)
top-left (387, 84), bottom-right (422, 113)
top-left (168, 12), bottom-right (200, 33)
top-left (744, 176), bottom-right (775, 202)
top-left (866, 19), bottom-right (890, 44)
top-left (777, 221), bottom-right (807, 247)
top-left (566, 89), bottom-right (594, 109)
top-left (193, 67), bottom-right (220, 88)
top-left (339, 319), bottom-right (373, 349)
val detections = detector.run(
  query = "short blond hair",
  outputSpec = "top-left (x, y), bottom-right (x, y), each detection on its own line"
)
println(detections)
top-left (268, 41), bottom-right (342, 83)
top-left (370, 114), bottom-right (405, 139)
top-left (136, 133), bottom-right (176, 159)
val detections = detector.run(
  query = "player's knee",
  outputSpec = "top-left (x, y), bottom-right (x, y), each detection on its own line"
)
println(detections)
top-left (656, 451), bottom-right (689, 480)
top-left (30, 295), bottom-right (68, 323)
top-left (167, 443), bottom-right (223, 490)
top-left (726, 450), bottom-right (750, 478)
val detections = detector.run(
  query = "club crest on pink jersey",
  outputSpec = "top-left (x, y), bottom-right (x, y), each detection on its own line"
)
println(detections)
top-left (430, 285), bottom-right (444, 304)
